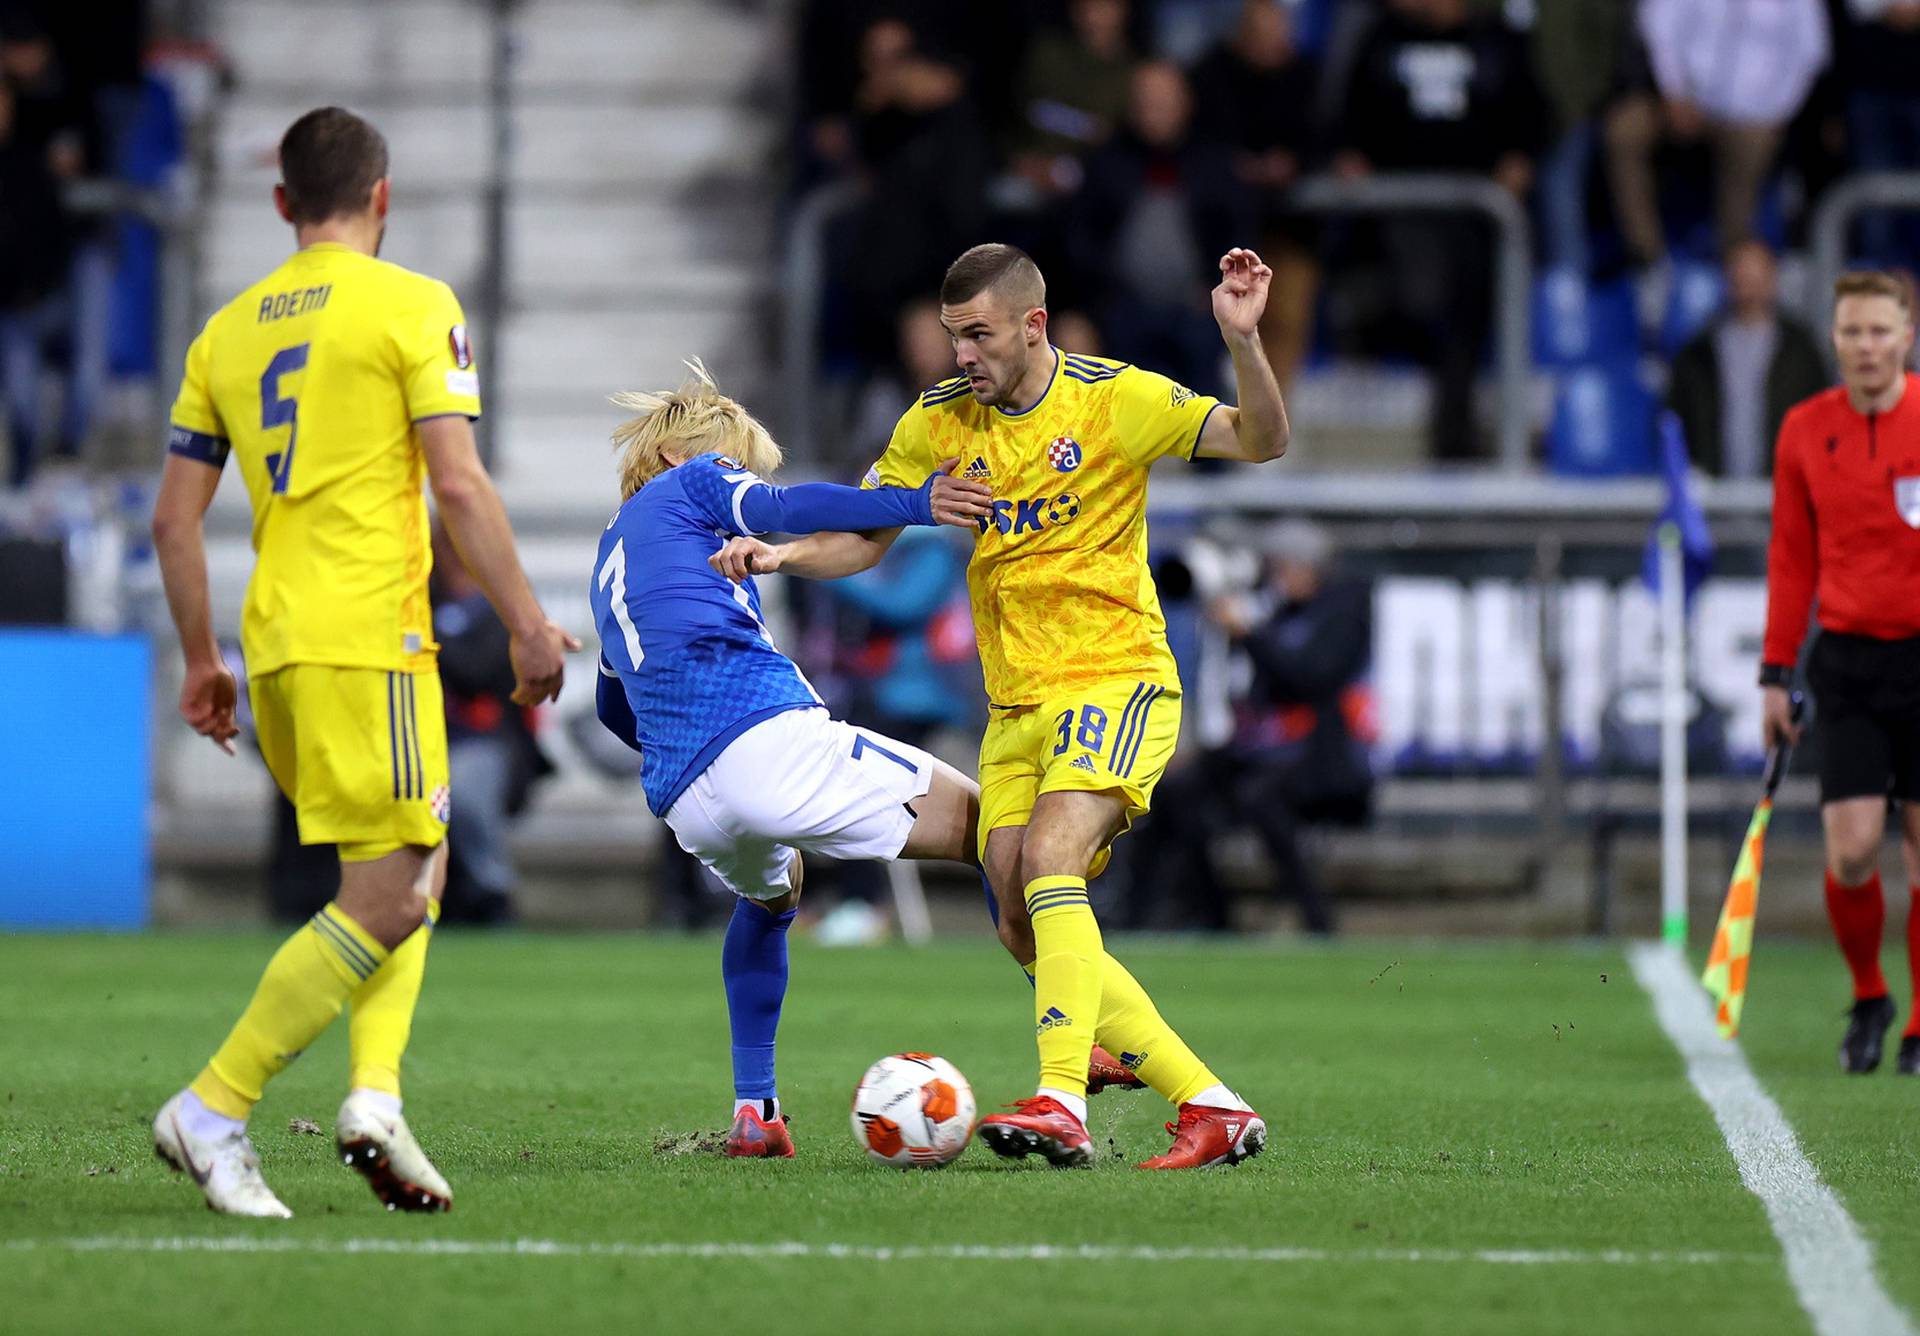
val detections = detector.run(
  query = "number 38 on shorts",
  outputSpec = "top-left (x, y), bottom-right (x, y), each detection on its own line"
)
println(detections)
top-left (975, 678), bottom-right (1184, 862)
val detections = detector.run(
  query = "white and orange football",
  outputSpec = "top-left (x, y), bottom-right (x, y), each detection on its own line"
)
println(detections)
top-left (850, 1053), bottom-right (976, 1168)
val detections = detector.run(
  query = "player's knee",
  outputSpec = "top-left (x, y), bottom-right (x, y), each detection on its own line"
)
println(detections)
top-left (1018, 825), bottom-right (1100, 883)
top-left (1829, 845), bottom-right (1880, 887)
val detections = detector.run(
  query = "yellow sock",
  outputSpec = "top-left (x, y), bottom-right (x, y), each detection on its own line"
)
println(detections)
top-left (190, 905), bottom-right (389, 1120)
top-left (1096, 952), bottom-right (1218, 1108)
top-left (1025, 875), bottom-right (1102, 1100)
top-left (348, 898), bottom-right (440, 1097)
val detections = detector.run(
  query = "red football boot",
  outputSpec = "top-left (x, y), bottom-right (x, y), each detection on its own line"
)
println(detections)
top-left (977, 1096), bottom-right (1094, 1167)
top-left (1087, 1045), bottom-right (1148, 1095)
top-left (724, 1104), bottom-right (795, 1158)
top-left (1137, 1103), bottom-right (1266, 1170)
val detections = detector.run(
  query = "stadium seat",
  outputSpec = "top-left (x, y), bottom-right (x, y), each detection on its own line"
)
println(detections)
top-left (1532, 269), bottom-right (1638, 369)
top-left (1545, 362), bottom-right (1657, 477)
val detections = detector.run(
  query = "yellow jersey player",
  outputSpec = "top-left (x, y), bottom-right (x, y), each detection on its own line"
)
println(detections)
top-left (147, 107), bottom-right (576, 1216)
top-left (713, 243), bottom-right (1287, 1168)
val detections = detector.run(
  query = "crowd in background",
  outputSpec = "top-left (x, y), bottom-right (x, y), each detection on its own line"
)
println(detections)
top-left (0, 0), bottom-right (165, 493)
top-left (796, 0), bottom-right (1920, 468)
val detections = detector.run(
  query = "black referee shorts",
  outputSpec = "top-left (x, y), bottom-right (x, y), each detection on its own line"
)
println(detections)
top-left (1807, 631), bottom-right (1920, 805)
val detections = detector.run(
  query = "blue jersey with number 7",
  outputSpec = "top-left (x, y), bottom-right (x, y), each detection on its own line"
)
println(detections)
top-left (590, 452), bottom-right (942, 817)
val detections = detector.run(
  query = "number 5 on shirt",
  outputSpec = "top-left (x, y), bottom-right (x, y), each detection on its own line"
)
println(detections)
top-left (260, 343), bottom-right (309, 494)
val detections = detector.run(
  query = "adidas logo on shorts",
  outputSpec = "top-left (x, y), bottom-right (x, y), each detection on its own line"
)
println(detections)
top-left (1068, 755), bottom-right (1097, 773)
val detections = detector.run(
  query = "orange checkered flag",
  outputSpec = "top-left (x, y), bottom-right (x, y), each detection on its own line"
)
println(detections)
top-left (1702, 694), bottom-right (1802, 1038)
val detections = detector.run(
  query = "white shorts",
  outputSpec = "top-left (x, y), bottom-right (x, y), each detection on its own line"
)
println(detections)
top-left (664, 707), bottom-right (936, 901)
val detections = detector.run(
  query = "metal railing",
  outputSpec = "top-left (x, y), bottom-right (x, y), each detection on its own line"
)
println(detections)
top-left (1288, 173), bottom-right (1533, 470)
top-left (778, 170), bottom-right (1534, 468)
top-left (1807, 170), bottom-right (1920, 344)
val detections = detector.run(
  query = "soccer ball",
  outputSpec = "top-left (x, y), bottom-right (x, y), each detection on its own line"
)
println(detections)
top-left (850, 1053), bottom-right (976, 1168)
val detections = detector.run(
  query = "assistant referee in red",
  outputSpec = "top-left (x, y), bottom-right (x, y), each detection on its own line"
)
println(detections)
top-left (1763, 271), bottom-right (1920, 1076)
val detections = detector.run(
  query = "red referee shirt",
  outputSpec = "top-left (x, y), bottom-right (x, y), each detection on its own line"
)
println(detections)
top-left (1763, 371), bottom-right (1920, 669)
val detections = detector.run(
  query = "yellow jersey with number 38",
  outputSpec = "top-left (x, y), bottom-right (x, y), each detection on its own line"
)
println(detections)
top-left (167, 242), bottom-right (481, 677)
top-left (864, 349), bottom-right (1219, 706)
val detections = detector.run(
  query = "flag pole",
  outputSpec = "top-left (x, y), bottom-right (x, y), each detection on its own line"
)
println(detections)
top-left (1658, 522), bottom-right (1688, 950)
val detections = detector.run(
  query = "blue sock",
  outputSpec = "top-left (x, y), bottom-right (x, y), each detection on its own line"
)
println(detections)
top-left (722, 898), bottom-right (796, 1102)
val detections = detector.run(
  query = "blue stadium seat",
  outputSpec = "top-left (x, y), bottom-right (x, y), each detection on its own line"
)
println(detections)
top-left (1532, 269), bottom-right (1637, 368)
top-left (1659, 258), bottom-right (1726, 357)
top-left (1546, 362), bottom-right (1657, 477)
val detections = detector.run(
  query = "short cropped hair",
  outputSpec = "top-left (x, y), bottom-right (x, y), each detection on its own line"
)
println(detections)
top-left (940, 244), bottom-right (1046, 313)
top-left (1833, 270), bottom-right (1915, 318)
top-left (610, 359), bottom-right (783, 501)
top-left (278, 107), bottom-right (389, 224)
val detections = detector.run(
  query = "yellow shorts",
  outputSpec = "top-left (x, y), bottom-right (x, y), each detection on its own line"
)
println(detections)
top-left (251, 665), bottom-right (450, 862)
top-left (977, 678), bottom-right (1182, 870)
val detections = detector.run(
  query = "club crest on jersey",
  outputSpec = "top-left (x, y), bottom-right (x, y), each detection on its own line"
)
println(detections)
top-left (429, 785), bottom-right (452, 824)
top-left (449, 325), bottom-right (473, 369)
top-left (1898, 476), bottom-right (1920, 528)
top-left (1046, 437), bottom-right (1082, 473)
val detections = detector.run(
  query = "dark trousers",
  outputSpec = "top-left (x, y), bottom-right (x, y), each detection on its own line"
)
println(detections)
top-left (1125, 749), bottom-right (1363, 935)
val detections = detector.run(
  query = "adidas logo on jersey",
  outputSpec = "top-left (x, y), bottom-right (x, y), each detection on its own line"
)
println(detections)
top-left (961, 456), bottom-right (992, 481)
top-left (1037, 1006), bottom-right (1073, 1033)
top-left (1068, 754), bottom-right (1097, 773)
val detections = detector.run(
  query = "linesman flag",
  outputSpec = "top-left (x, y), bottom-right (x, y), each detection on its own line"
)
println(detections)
top-left (1702, 694), bottom-right (1804, 1038)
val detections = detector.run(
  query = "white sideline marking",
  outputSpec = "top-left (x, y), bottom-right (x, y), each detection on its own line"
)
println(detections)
top-left (1630, 944), bottom-right (1918, 1336)
top-left (2, 1236), bottom-right (1761, 1267)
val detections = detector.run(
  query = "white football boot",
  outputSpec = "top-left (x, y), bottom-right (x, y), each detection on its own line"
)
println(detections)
top-left (335, 1090), bottom-right (452, 1212)
top-left (152, 1090), bottom-right (293, 1218)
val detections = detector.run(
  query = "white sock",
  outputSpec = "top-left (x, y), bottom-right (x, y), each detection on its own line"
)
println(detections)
top-left (178, 1088), bottom-right (245, 1141)
top-left (351, 1088), bottom-right (403, 1121)
top-left (1036, 1087), bottom-right (1087, 1124)
top-left (1189, 1083), bottom-right (1251, 1112)
top-left (734, 1097), bottom-right (780, 1121)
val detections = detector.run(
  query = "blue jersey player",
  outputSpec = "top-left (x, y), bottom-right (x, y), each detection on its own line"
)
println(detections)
top-left (589, 366), bottom-right (990, 1157)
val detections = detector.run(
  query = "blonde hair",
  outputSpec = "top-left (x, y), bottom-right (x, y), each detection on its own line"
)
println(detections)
top-left (610, 359), bottom-right (784, 501)
top-left (1834, 270), bottom-right (1915, 318)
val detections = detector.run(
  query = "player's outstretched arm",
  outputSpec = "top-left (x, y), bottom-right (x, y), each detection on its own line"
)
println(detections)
top-left (1196, 247), bottom-right (1290, 464)
top-left (152, 453), bottom-right (239, 754)
top-left (419, 415), bottom-right (580, 704)
top-left (710, 528), bottom-right (903, 584)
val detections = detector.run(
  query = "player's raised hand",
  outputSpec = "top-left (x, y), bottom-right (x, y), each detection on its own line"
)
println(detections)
top-left (510, 618), bottom-right (580, 706)
top-left (711, 536), bottom-right (783, 583)
top-left (1212, 247), bottom-right (1273, 339)
top-left (180, 658), bottom-right (240, 755)
top-left (927, 457), bottom-right (992, 529)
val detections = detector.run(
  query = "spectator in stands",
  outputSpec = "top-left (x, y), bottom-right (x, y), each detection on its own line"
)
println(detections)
top-left (1528, 0), bottom-right (1631, 277)
top-left (1134, 519), bottom-right (1373, 935)
top-left (0, 76), bottom-right (71, 488)
top-left (836, 18), bottom-right (993, 366)
top-left (0, 11), bottom-right (104, 487)
top-left (1666, 239), bottom-right (1828, 479)
top-left (1331, 0), bottom-right (1544, 460)
top-left (847, 297), bottom-right (958, 466)
top-left (1604, 0), bottom-right (1829, 322)
top-left (431, 526), bottom-right (554, 925)
top-left (1190, 0), bottom-right (1321, 387)
top-left (1005, 0), bottom-right (1134, 198)
top-left (1069, 59), bottom-right (1254, 396)
top-left (1838, 0), bottom-right (1920, 265)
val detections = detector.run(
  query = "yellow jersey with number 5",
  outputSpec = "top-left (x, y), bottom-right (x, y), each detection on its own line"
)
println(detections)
top-left (167, 242), bottom-right (481, 677)
top-left (864, 348), bottom-right (1219, 706)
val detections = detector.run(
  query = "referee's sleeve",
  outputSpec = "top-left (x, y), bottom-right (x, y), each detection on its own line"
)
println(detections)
top-left (1762, 418), bottom-right (1816, 669)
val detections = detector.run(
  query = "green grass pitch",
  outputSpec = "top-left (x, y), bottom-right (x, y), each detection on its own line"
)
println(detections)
top-left (2, 930), bottom-right (1915, 1334)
